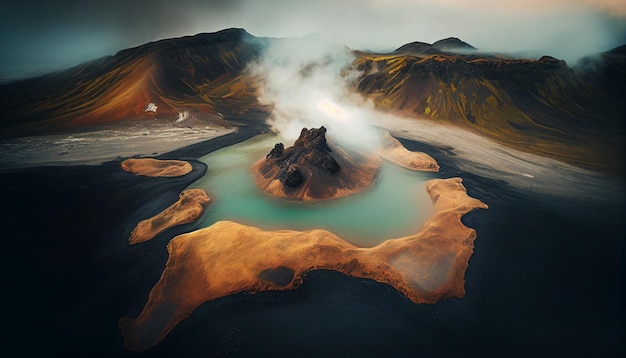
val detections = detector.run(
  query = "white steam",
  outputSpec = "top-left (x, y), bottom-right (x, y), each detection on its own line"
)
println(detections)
top-left (247, 35), bottom-right (382, 151)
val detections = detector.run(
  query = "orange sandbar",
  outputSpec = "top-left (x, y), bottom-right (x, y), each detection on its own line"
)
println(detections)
top-left (128, 189), bottom-right (211, 245)
top-left (121, 158), bottom-right (192, 177)
top-left (379, 131), bottom-right (440, 172)
top-left (119, 177), bottom-right (487, 351)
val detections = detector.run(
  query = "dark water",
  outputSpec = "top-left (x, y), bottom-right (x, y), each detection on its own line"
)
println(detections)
top-left (0, 132), bottom-right (623, 357)
top-left (154, 137), bottom-right (625, 357)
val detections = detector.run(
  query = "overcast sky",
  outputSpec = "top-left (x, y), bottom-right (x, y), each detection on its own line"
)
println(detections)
top-left (1, 0), bottom-right (625, 80)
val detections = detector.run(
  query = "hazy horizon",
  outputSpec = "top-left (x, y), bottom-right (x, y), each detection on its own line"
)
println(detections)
top-left (1, 0), bottom-right (625, 81)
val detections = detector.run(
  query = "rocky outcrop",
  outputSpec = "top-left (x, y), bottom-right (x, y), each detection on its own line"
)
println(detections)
top-left (252, 127), bottom-right (380, 201)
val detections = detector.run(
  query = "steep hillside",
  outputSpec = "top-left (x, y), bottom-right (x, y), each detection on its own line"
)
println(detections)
top-left (353, 47), bottom-right (625, 173)
top-left (0, 28), bottom-right (264, 135)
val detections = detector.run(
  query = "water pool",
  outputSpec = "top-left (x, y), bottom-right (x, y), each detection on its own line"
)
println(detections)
top-left (189, 134), bottom-right (435, 247)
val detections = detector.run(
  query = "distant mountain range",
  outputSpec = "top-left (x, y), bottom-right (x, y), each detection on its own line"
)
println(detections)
top-left (1, 28), bottom-right (624, 172)
top-left (391, 37), bottom-right (476, 55)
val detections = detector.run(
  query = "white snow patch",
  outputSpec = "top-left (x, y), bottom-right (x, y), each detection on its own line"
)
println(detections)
top-left (144, 102), bottom-right (158, 113)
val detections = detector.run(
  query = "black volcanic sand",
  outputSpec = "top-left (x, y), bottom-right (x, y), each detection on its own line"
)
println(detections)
top-left (1, 124), bottom-right (624, 357)
top-left (0, 123), bottom-right (266, 357)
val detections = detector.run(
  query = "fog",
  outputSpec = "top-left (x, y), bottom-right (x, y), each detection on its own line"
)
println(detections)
top-left (1, 0), bottom-right (625, 80)
top-left (243, 32), bottom-right (622, 203)
top-left (247, 36), bottom-right (382, 151)
top-left (1, 0), bottom-right (623, 202)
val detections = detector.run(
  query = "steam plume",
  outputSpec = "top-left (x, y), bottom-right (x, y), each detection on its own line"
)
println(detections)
top-left (247, 35), bottom-right (382, 151)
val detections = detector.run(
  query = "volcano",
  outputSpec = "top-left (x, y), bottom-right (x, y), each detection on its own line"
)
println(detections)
top-left (252, 127), bottom-right (380, 201)
top-left (0, 26), bottom-right (624, 358)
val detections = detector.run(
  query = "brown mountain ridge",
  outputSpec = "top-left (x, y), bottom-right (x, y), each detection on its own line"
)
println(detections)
top-left (0, 28), bottom-right (265, 134)
top-left (0, 28), bottom-right (623, 173)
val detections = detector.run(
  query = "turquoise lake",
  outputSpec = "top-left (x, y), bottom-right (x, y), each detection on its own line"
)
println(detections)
top-left (188, 134), bottom-right (435, 247)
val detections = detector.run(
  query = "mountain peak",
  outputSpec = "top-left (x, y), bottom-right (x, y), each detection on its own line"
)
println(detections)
top-left (392, 37), bottom-right (476, 56)
top-left (392, 41), bottom-right (439, 55)
top-left (253, 127), bottom-right (380, 201)
top-left (201, 27), bottom-right (254, 41)
top-left (114, 28), bottom-right (256, 57)
top-left (432, 37), bottom-right (476, 51)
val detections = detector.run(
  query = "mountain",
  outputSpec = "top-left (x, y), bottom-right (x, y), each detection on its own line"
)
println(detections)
top-left (0, 29), bottom-right (623, 173)
top-left (391, 41), bottom-right (442, 56)
top-left (353, 45), bottom-right (625, 172)
top-left (391, 37), bottom-right (476, 56)
top-left (253, 126), bottom-right (380, 201)
top-left (0, 28), bottom-right (265, 135)
top-left (432, 37), bottom-right (476, 52)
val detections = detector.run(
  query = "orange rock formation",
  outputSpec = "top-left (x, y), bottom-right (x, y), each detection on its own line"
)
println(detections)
top-left (252, 148), bottom-right (381, 201)
top-left (121, 158), bottom-right (192, 177)
top-left (252, 127), bottom-right (381, 201)
top-left (379, 132), bottom-right (440, 172)
top-left (119, 177), bottom-right (488, 352)
top-left (128, 189), bottom-right (211, 245)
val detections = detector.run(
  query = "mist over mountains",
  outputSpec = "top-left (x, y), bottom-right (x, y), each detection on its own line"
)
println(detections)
top-left (0, 28), bottom-right (623, 173)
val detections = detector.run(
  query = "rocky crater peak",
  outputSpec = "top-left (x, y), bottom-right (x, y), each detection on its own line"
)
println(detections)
top-left (264, 126), bottom-right (340, 188)
top-left (293, 126), bottom-right (332, 152)
top-left (253, 126), bottom-right (380, 201)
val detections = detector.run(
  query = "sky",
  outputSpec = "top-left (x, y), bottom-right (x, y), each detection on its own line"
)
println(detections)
top-left (1, 0), bottom-right (625, 80)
